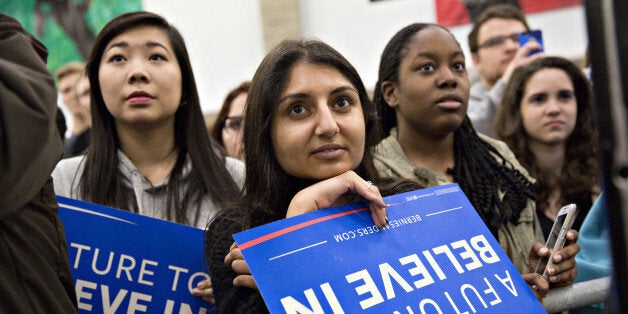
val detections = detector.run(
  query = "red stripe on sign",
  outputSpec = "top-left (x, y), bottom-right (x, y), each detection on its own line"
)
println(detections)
top-left (238, 206), bottom-right (369, 250)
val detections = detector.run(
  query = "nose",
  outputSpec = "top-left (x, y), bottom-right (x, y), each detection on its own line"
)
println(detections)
top-left (546, 98), bottom-right (561, 115)
top-left (315, 105), bottom-right (340, 138)
top-left (437, 68), bottom-right (458, 89)
top-left (127, 62), bottom-right (149, 84)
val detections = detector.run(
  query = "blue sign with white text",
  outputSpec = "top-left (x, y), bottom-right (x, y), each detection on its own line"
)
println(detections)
top-left (57, 196), bottom-right (212, 313)
top-left (234, 184), bottom-right (545, 313)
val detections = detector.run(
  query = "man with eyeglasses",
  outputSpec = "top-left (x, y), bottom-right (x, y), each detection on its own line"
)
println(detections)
top-left (467, 4), bottom-right (543, 137)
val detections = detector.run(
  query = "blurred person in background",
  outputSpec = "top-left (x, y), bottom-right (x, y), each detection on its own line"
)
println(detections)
top-left (55, 61), bottom-right (92, 157)
top-left (210, 81), bottom-right (250, 161)
top-left (64, 74), bottom-right (92, 157)
top-left (467, 4), bottom-right (543, 137)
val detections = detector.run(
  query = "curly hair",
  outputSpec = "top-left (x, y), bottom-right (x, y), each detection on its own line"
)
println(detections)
top-left (495, 56), bottom-right (599, 223)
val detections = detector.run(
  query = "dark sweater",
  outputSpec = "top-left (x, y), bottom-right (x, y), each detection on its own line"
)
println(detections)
top-left (205, 210), bottom-right (269, 313)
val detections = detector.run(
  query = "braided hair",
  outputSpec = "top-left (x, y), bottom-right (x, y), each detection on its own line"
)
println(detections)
top-left (374, 23), bottom-right (536, 236)
top-left (450, 118), bottom-right (536, 235)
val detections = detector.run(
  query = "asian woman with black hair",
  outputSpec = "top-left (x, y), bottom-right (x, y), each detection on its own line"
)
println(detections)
top-left (52, 11), bottom-right (244, 301)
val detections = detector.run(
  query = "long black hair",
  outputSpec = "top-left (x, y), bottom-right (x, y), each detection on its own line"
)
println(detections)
top-left (80, 11), bottom-right (240, 226)
top-left (206, 38), bottom-right (423, 313)
top-left (374, 23), bottom-right (536, 236)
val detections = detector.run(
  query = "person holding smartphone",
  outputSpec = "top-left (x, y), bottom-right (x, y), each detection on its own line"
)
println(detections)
top-left (372, 22), bottom-right (580, 302)
top-left (494, 56), bottom-right (600, 239)
top-left (467, 4), bottom-right (544, 137)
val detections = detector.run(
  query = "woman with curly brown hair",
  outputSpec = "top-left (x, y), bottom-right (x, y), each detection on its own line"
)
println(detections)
top-left (494, 56), bottom-right (600, 239)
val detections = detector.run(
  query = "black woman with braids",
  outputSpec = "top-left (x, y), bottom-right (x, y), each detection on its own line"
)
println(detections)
top-left (372, 23), bottom-right (579, 298)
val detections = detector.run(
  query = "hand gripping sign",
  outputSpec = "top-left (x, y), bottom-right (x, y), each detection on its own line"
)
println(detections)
top-left (233, 184), bottom-right (545, 313)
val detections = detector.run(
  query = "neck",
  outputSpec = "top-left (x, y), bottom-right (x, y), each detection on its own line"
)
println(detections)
top-left (396, 126), bottom-right (455, 182)
top-left (480, 76), bottom-right (497, 90)
top-left (117, 121), bottom-right (179, 185)
top-left (528, 140), bottom-right (565, 183)
top-left (71, 115), bottom-right (91, 135)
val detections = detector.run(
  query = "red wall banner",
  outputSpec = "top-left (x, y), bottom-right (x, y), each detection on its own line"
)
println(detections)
top-left (436, 0), bottom-right (582, 27)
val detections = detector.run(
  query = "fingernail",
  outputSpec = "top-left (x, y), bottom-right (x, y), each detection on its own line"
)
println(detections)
top-left (539, 247), bottom-right (548, 255)
top-left (547, 267), bottom-right (555, 275)
top-left (554, 254), bottom-right (562, 263)
top-left (550, 276), bottom-right (557, 282)
top-left (385, 207), bottom-right (389, 225)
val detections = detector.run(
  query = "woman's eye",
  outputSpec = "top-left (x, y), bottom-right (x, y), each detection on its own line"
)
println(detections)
top-left (530, 94), bottom-right (547, 104)
top-left (417, 63), bottom-right (435, 72)
top-left (334, 96), bottom-right (353, 109)
top-left (149, 54), bottom-right (167, 61)
top-left (108, 54), bottom-right (125, 62)
top-left (288, 103), bottom-right (307, 115)
top-left (452, 62), bottom-right (466, 72)
top-left (558, 90), bottom-right (574, 101)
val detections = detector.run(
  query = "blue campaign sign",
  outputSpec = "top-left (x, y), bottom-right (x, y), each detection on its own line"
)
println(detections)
top-left (233, 184), bottom-right (545, 313)
top-left (56, 196), bottom-right (212, 313)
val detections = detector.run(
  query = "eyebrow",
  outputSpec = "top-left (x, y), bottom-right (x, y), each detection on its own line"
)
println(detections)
top-left (105, 41), bottom-right (170, 53)
top-left (277, 85), bottom-right (358, 104)
top-left (411, 50), bottom-right (465, 62)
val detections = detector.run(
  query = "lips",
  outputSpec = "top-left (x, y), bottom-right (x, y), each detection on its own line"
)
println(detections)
top-left (126, 91), bottom-right (154, 104)
top-left (544, 120), bottom-right (565, 128)
top-left (435, 94), bottom-right (464, 110)
top-left (311, 143), bottom-right (346, 159)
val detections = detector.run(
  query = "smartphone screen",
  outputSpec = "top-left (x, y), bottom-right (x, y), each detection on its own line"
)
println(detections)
top-left (535, 204), bottom-right (577, 278)
top-left (518, 30), bottom-right (544, 55)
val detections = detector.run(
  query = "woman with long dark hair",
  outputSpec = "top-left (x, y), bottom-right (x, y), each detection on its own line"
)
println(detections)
top-left (494, 56), bottom-right (600, 239)
top-left (205, 38), bottom-right (422, 313)
top-left (53, 11), bottom-right (243, 228)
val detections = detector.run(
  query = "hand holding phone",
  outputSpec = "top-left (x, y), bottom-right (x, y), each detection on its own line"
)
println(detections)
top-left (518, 30), bottom-right (544, 56)
top-left (535, 204), bottom-right (577, 279)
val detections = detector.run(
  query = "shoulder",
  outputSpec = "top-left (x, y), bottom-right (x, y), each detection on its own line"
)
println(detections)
top-left (479, 134), bottom-right (534, 182)
top-left (224, 157), bottom-right (245, 188)
top-left (52, 155), bottom-right (86, 197)
top-left (374, 130), bottom-right (405, 168)
top-left (374, 133), bottom-right (401, 175)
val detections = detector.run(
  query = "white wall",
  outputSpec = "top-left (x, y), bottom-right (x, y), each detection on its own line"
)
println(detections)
top-left (139, 0), bottom-right (588, 113)
top-left (300, 0), bottom-right (588, 91)
top-left (142, 0), bottom-right (265, 114)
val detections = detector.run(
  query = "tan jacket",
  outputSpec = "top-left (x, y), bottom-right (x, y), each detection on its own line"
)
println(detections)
top-left (374, 128), bottom-right (544, 274)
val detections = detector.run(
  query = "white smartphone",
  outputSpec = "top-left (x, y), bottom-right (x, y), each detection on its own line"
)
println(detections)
top-left (535, 203), bottom-right (578, 279)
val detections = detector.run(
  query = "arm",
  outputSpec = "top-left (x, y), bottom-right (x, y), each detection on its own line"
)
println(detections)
top-left (206, 216), bottom-right (267, 313)
top-left (0, 14), bottom-right (62, 219)
top-left (212, 171), bottom-right (389, 311)
top-left (286, 170), bottom-right (388, 228)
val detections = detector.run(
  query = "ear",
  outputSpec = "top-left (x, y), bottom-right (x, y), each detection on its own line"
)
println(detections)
top-left (381, 81), bottom-right (399, 108)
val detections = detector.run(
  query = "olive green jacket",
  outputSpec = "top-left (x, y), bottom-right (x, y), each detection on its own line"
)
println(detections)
top-left (374, 128), bottom-right (544, 274)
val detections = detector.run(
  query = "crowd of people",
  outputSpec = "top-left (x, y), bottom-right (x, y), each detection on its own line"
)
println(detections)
top-left (0, 3), bottom-right (610, 313)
